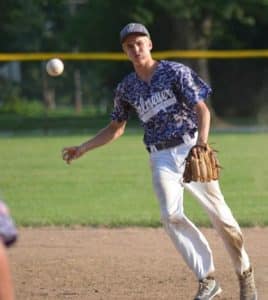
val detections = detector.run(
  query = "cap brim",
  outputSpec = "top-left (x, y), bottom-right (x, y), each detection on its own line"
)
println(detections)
top-left (121, 32), bottom-right (149, 43)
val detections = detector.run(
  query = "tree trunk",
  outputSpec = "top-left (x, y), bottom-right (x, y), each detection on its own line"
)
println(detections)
top-left (170, 16), bottom-right (212, 83)
top-left (74, 69), bottom-right (82, 114)
top-left (69, 0), bottom-right (83, 114)
top-left (42, 64), bottom-right (56, 110)
top-left (170, 16), bottom-right (222, 125)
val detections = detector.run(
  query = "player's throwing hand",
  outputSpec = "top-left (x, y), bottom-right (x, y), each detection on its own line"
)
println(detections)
top-left (62, 146), bottom-right (83, 164)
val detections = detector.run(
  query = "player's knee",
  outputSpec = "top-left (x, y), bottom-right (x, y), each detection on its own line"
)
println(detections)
top-left (161, 210), bottom-right (185, 225)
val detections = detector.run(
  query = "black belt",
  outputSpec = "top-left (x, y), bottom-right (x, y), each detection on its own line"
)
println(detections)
top-left (146, 138), bottom-right (184, 153)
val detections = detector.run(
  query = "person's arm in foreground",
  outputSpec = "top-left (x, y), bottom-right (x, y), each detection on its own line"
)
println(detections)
top-left (0, 200), bottom-right (18, 300)
top-left (62, 120), bottom-right (127, 164)
top-left (0, 241), bottom-right (14, 300)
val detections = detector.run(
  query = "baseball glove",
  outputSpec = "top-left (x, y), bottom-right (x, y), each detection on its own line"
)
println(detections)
top-left (183, 144), bottom-right (221, 183)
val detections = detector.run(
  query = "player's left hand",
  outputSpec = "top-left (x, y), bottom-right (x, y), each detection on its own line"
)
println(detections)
top-left (183, 143), bottom-right (221, 183)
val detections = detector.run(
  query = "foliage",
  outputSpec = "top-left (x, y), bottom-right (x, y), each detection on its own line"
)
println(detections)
top-left (0, 1), bottom-right (268, 119)
top-left (0, 81), bottom-right (40, 115)
top-left (1, 99), bottom-right (45, 116)
top-left (0, 0), bottom-right (67, 52)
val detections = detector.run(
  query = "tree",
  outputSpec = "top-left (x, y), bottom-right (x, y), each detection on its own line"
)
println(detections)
top-left (150, 0), bottom-right (268, 121)
top-left (1, 0), bottom-right (268, 120)
top-left (0, 0), bottom-right (68, 111)
top-left (152, 0), bottom-right (267, 77)
top-left (65, 0), bottom-right (268, 120)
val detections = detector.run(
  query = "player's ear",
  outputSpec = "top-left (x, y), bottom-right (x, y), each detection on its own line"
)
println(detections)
top-left (122, 43), bottom-right (127, 53)
top-left (148, 38), bottom-right (153, 51)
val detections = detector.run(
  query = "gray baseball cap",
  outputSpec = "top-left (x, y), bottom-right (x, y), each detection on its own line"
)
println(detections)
top-left (120, 23), bottom-right (150, 43)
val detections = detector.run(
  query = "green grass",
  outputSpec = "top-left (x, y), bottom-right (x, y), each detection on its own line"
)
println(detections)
top-left (0, 131), bottom-right (267, 227)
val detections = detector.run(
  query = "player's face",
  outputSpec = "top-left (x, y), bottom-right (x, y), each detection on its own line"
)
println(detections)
top-left (122, 35), bottom-right (152, 66)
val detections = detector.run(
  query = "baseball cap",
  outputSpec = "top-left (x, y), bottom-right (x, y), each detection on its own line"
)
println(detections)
top-left (120, 23), bottom-right (150, 43)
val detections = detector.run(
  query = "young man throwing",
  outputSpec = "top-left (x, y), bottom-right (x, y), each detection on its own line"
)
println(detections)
top-left (62, 23), bottom-right (257, 300)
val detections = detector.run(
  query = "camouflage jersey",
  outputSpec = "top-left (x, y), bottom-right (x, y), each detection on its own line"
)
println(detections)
top-left (111, 60), bottom-right (212, 148)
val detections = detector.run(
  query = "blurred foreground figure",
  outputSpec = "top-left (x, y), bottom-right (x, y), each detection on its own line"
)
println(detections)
top-left (0, 201), bottom-right (18, 300)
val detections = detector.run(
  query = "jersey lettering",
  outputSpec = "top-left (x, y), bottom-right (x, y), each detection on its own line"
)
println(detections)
top-left (137, 89), bottom-right (176, 122)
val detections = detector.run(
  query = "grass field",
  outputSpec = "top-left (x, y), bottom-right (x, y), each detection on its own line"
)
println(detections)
top-left (0, 130), bottom-right (267, 227)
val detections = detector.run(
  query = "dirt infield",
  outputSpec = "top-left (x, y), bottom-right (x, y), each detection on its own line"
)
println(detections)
top-left (9, 227), bottom-right (267, 300)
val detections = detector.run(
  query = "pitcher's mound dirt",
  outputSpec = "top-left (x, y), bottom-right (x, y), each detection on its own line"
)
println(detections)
top-left (9, 227), bottom-right (267, 299)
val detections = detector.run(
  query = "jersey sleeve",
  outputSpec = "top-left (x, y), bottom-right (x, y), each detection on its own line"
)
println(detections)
top-left (0, 201), bottom-right (17, 247)
top-left (111, 83), bottom-right (131, 122)
top-left (178, 65), bottom-right (212, 106)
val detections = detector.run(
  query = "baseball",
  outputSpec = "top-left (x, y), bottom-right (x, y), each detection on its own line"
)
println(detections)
top-left (46, 58), bottom-right (64, 76)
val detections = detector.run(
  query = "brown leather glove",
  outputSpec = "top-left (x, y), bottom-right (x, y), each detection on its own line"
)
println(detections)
top-left (183, 144), bottom-right (221, 183)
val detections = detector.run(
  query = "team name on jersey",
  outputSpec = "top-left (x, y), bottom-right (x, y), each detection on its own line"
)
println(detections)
top-left (136, 89), bottom-right (176, 122)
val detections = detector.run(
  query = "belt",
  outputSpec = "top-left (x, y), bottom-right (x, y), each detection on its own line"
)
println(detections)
top-left (146, 138), bottom-right (184, 153)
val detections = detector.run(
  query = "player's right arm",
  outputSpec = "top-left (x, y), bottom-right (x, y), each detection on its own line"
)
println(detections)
top-left (62, 120), bottom-right (127, 164)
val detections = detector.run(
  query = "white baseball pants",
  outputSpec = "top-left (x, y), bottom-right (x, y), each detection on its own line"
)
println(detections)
top-left (149, 137), bottom-right (250, 279)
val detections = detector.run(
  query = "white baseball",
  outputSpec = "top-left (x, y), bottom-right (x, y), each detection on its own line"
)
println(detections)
top-left (46, 58), bottom-right (64, 76)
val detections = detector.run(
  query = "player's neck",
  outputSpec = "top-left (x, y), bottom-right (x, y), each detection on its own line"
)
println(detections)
top-left (134, 59), bottom-right (158, 83)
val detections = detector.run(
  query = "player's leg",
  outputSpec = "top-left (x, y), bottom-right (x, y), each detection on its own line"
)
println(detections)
top-left (150, 145), bottom-right (215, 280)
top-left (151, 147), bottom-right (224, 299)
top-left (184, 180), bottom-right (250, 273)
top-left (184, 180), bottom-right (257, 299)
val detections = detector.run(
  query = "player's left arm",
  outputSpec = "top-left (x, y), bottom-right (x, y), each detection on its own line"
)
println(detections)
top-left (194, 100), bottom-right (211, 146)
top-left (184, 101), bottom-right (221, 182)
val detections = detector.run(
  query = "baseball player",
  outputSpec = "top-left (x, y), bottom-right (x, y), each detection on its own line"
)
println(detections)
top-left (62, 23), bottom-right (257, 300)
top-left (0, 200), bottom-right (18, 300)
